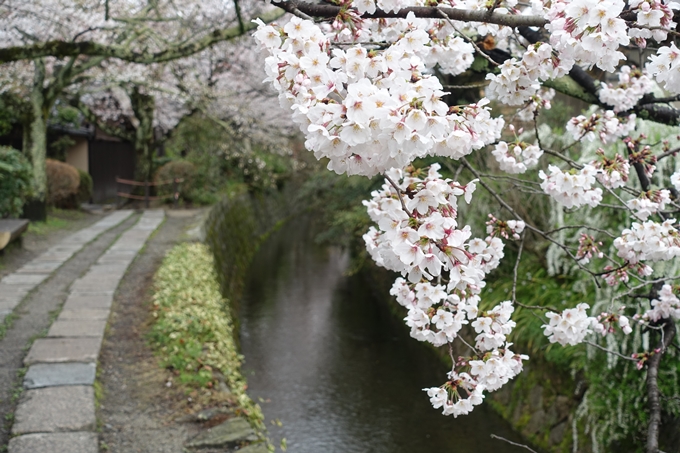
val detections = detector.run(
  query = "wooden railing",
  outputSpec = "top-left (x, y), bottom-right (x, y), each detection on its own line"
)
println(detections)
top-left (116, 177), bottom-right (184, 208)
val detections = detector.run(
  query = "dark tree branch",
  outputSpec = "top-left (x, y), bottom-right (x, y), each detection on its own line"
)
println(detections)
top-left (0, 9), bottom-right (284, 63)
top-left (281, 1), bottom-right (548, 27)
top-left (646, 319), bottom-right (676, 453)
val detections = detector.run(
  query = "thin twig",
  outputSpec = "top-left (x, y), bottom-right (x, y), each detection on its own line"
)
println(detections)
top-left (384, 173), bottom-right (412, 217)
top-left (437, 10), bottom-right (499, 67)
top-left (584, 340), bottom-right (638, 362)
top-left (512, 234), bottom-right (524, 304)
top-left (490, 434), bottom-right (539, 453)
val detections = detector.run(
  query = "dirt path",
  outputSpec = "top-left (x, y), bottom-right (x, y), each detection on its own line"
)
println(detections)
top-left (0, 213), bottom-right (140, 448)
top-left (97, 209), bottom-right (209, 453)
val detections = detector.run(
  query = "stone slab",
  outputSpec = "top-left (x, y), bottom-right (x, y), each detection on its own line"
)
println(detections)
top-left (86, 263), bottom-right (129, 275)
top-left (8, 432), bottom-right (98, 453)
top-left (12, 386), bottom-right (95, 434)
top-left (185, 418), bottom-right (257, 448)
top-left (70, 279), bottom-right (120, 293)
top-left (45, 244), bottom-right (82, 254)
top-left (24, 363), bottom-right (96, 389)
top-left (16, 261), bottom-right (63, 274)
top-left (48, 319), bottom-right (106, 338)
top-left (67, 289), bottom-right (114, 297)
top-left (62, 294), bottom-right (114, 310)
top-left (61, 231), bottom-right (99, 244)
top-left (1, 273), bottom-right (48, 285)
top-left (24, 337), bottom-right (102, 365)
top-left (57, 308), bottom-right (111, 320)
top-left (0, 295), bottom-right (24, 311)
top-left (34, 253), bottom-right (74, 262)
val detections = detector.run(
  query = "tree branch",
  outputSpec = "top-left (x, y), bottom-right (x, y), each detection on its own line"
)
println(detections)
top-left (0, 9), bottom-right (285, 63)
top-left (279, 1), bottom-right (548, 27)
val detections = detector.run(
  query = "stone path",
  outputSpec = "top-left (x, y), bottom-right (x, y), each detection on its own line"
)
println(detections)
top-left (0, 211), bottom-right (133, 324)
top-left (7, 210), bottom-right (165, 453)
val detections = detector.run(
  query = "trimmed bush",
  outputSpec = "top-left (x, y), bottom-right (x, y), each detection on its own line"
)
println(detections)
top-left (77, 169), bottom-right (93, 203)
top-left (46, 159), bottom-right (80, 208)
top-left (0, 146), bottom-right (33, 218)
top-left (154, 160), bottom-right (196, 201)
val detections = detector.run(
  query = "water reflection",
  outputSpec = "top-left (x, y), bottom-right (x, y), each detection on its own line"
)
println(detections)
top-left (240, 219), bottom-right (525, 452)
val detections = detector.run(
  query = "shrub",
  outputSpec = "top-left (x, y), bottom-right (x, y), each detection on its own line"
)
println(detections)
top-left (46, 159), bottom-right (80, 208)
top-left (0, 146), bottom-right (33, 218)
top-left (77, 169), bottom-right (93, 203)
top-left (154, 160), bottom-right (196, 202)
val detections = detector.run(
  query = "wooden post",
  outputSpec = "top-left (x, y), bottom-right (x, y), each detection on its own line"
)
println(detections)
top-left (173, 178), bottom-right (179, 208)
top-left (144, 181), bottom-right (150, 208)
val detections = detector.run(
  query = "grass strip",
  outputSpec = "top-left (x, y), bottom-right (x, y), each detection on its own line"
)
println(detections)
top-left (148, 242), bottom-right (266, 433)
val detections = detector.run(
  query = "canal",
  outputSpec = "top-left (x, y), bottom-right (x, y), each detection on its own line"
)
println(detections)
top-left (239, 218), bottom-right (525, 452)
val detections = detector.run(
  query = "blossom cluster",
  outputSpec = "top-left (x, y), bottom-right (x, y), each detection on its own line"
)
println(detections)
top-left (566, 111), bottom-right (637, 144)
top-left (543, 303), bottom-right (597, 346)
top-left (645, 284), bottom-right (680, 321)
top-left (546, 0), bottom-right (629, 72)
top-left (254, 16), bottom-right (503, 177)
top-left (364, 164), bottom-right (527, 415)
top-left (626, 189), bottom-right (671, 220)
top-left (539, 164), bottom-right (603, 209)
top-left (592, 149), bottom-right (630, 189)
top-left (593, 311), bottom-right (633, 335)
top-left (491, 140), bottom-right (543, 174)
top-left (486, 43), bottom-right (568, 106)
top-left (629, 0), bottom-right (678, 44)
top-left (614, 219), bottom-right (680, 263)
top-left (647, 43), bottom-right (680, 94)
top-left (598, 66), bottom-right (654, 112)
top-left (575, 234), bottom-right (603, 264)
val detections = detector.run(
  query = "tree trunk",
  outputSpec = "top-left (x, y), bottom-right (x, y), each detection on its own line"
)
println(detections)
top-left (130, 87), bottom-right (155, 183)
top-left (23, 60), bottom-right (48, 202)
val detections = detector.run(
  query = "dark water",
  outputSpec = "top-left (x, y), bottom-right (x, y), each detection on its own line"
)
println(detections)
top-left (240, 220), bottom-right (525, 453)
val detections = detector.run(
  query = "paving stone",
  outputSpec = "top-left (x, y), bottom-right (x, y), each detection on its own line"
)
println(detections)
top-left (86, 263), bottom-right (129, 275)
top-left (15, 261), bottom-right (63, 274)
top-left (48, 319), bottom-right (106, 338)
top-left (97, 250), bottom-right (137, 262)
top-left (68, 289), bottom-right (114, 297)
top-left (45, 244), bottom-right (82, 254)
top-left (24, 337), bottom-right (102, 365)
top-left (24, 363), bottom-right (96, 389)
top-left (0, 295), bottom-right (24, 312)
top-left (62, 294), bottom-right (114, 310)
top-left (70, 279), bottom-right (120, 293)
top-left (61, 231), bottom-right (99, 244)
top-left (58, 308), bottom-right (111, 321)
top-left (33, 252), bottom-right (74, 262)
top-left (185, 418), bottom-right (257, 449)
top-left (0, 284), bottom-right (31, 296)
top-left (12, 386), bottom-right (95, 434)
top-left (8, 432), bottom-right (98, 453)
top-left (1, 273), bottom-right (48, 285)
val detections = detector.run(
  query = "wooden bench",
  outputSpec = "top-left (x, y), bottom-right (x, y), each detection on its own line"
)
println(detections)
top-left (0, 219), bottom-right (29, 251)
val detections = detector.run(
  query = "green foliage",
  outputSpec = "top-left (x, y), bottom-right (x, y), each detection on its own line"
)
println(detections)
top-left (0, 146), bottom-right (33, 218)
top-left (154, 160), bottom-right (196, 202)
top-left (164, 114), bottom-right (295, 203)
top-left (149, 242), bottom-right (266, 429)
top-left (77, 169), bottom-right (92, 203)
top-left (45, 159), bottom-right (80, 208)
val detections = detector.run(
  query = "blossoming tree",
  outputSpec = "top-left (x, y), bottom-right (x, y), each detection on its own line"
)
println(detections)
top-left (252, 0), bottom-right (680, 450)
top-left (0, 0), bottom-right (282, 203)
